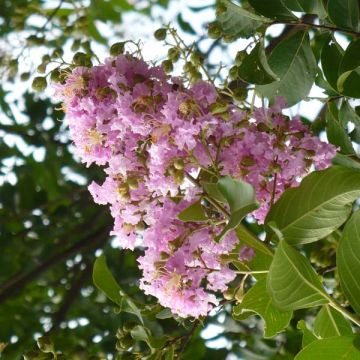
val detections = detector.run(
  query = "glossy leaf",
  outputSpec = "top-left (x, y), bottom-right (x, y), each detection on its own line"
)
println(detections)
top-left (216, 0), bottom-right (270, 39)
top-left (93, 254), bottom-right (144, 324)
top-left (321, 37), bottom-right (343, 91)
top-left (295, 336), bottom-right (360, 359)
top-left (337, 66), bottom-right (360, 98)
top-left (314, 305), bottom-right (353, 338)
top-left (327, 0), bottom-right (359, 31)
top-left (93, 254), bottom-right (123, 305)
top-left (326, 102), bottom-right (354, 154)
top-left (130, 325), bottom-right (166, 349)
top-left (337, 211), bottom-right (360, 314)
top-left (267, 240), bottom-right (328, 311)
top-left (257, 31), bottom-right (317, 106)
top-left (297, 320), bottom-right (317, 348)
top-left (177, 200), bottom-right (208, 222)
top-left (238, 40), bottom-right (278, 85)
top-left (233, 277), bottom-right (292, 337)
top-left (265, 166), bottom-right (360, 245)
top-left (216, 176), bottom-right (259, 240)
top-left (248, 0), bottom-right (297, 20)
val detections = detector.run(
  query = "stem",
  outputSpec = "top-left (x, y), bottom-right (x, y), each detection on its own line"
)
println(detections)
top-left (272, 20), bottom-right (360, 38)
top-left (329, 298), bottom-right (360, 328)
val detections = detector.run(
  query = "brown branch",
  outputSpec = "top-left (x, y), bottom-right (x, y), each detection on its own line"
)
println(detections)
top-left (272, 19), bottom-right (360, 38)
top-left (47, 259), bottom-right (92, 333)
top-left (0, 224), bottom-right (111, 304)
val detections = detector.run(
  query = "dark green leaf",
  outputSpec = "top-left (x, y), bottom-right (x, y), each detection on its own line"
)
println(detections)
top-left (337, 66), bottom-right (360, 98)
top-left (267, 240), bottom-right (328, 310)
top-left (238, 40), bottom-right (279, 85)
top-left (265, 166), bottom-right (360, 245)
top-left (321, 37), bottom-right (343, 91)
top-left (248, 0), bottom-right (297, 20)
top-left (326, 102), bottom-right (354, 154)
top-left (327, 0), bottom-right (359, 31)
top-left (257, 31), bottom-right (317, 106)
top-left (177, 13), bottom-right (196, 34)
top-left (337, 210), bottom-right (360, 314)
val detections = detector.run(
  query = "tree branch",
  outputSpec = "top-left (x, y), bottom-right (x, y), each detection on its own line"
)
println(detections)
top-left (47, 259), bottom-right (92, 333)
top-left (0, 224), bottom-right (111, 304)
top-left (272, 20), bottom-right (360, 38)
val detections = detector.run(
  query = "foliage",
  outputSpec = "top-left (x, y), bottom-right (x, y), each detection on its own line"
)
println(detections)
top-left (1, 0), bottom-right (360, 359)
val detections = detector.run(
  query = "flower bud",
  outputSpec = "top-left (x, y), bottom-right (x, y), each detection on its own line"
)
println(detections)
top-left (229, 66), bottom-right (239, 80)
top-left (32, 77), bottom-right (47, 92)
top-left (154, 28), bottom-right (167, 41)
top-left (110, 42), bottom-right (126, 56)
top-left (173, 158), bottom-right (184, 170)
top-left (161, 59), bottom-right (173, 74)
top-left (37, 336), bottom-right (54, 353)
top-left (207, 22), bottom-right (222, 39)
top-left (167, 47), bottom-right (180, 62)
top-left (20, 72), bottom-right (30, 81)
top-left (235, 50), bottom-right (246, 66)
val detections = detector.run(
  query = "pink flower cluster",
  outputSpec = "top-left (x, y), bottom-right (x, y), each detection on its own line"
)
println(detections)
top-left (56, 54), bottom-right (336, 318)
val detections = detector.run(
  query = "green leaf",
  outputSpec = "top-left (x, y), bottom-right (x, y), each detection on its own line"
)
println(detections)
top-left (265, 166), bottom-right (360, 245)
top-left (216, 0), bottom-right (270, 39)
top-left (337, 66), bottom-right (360, 98)
top-left (216, 176), bottom-right (259, 241)
top-left (177, 13), bottom-right (196, 34)
top-left (327, 0), bottom-right (359, 31)
top-left (295, 336), bottom-right (360, 359)
top-left (257, 31), bottom-right (317, 107)
top-left (326, 102), bottom-right (354, 154)
top-left (267, 240), bottom-right (328, 311)
top-left (93, 255), bottom-right (144, 324)
top-left (283, 0), bottom-right (326, 17)
top-left (202, 181), bottom-right (227, 203)
top-left (339, 39), bottom-right (360, 74)
top-left (332, 154), bottom-right (360, 170)
top-left (321, 37), bottom-right (344, 92)
top-left (337, 211), bottom-right (360, 315)
top-left (238, 40), bottom-right (279, 85)
top-left (93, 254), bottom-right (123, 305)
top-left (130, 325), bottom-right (166, 349)
top-left (297, 320), bottom-right (317, 347)
top-left (233, 277), bottom-right (292, 337)
top-left (314, 305), bottom-right (353, 338)
top-left (248, 0), bottom-right (297, 20)
top-left (177, 200), bottom-right (208, 222)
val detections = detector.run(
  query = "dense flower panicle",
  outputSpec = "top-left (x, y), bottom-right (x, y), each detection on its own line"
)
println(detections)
top-left (56, 54), bottom-right (337, 317)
